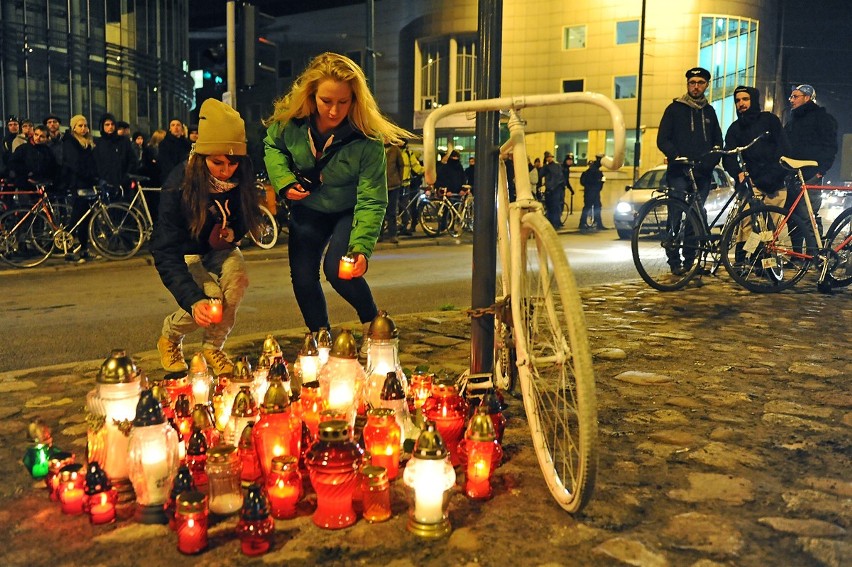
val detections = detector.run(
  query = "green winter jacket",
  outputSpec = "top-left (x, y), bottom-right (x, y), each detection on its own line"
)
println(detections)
top-left (263, 117), bottom-right (388, 258)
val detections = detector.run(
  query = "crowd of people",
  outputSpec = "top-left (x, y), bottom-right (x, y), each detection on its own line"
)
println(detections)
top-left (1, 54), bottom-right (838, 376)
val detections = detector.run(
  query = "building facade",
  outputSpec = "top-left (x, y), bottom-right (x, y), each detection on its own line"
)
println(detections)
top-left (0, 0), bottom-right (193, 134)
top-left (238, 0), bottom-right (780, 199)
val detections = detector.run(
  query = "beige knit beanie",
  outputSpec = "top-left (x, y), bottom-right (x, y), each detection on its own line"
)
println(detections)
top-left (194, 98), bottom-right (246, 156)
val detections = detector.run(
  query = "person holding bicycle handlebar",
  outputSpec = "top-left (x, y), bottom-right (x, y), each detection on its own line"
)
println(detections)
top-left (722, 86), bottom-right (792, 266)
top-left (657, 67), bottom-right (723, 275)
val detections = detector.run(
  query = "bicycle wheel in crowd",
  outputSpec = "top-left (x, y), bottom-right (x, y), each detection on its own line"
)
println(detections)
top-left (419, 201), bottom-right (444, 237)
top-left (823, 207), bottom-right (852, 288)
top-left (512, 212), bottom-right (597, 514)
top-left (631, 197), bottom-right (703, 291)
top-left (88, 203), bottom-right (145, 260)
top-left (0, 209), bottom-right (54, 268)
top-left (462, 199), bottom-right (475, 233)
top-left (719, 205), bottom-right (809, 293)
top-left (560, 202), bottom-right (570, 226)
top-left (250, 204), bottom-right (279, 250)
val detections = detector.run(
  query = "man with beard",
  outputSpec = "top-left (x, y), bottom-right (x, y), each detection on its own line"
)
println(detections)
top-left (92, 113), bottom-right (137, 197)
top-left (656, 67), bottom-right (723, 275)
top-left (158, 117), bottom-right (192, 180)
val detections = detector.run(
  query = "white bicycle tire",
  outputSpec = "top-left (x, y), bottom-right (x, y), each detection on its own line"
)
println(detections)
top-left (511, 211), bottom-right (598, 513)
top-left (250, 204), bottom-right (279, 250)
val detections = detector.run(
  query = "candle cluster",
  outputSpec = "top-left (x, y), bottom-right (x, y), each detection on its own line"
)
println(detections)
top-left (24, 314), bottom-right (508, 555)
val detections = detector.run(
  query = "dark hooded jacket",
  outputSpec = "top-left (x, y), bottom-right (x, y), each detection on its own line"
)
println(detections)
top-left (784, 100), bottom-right (837, 179)
top-left (723, 86), bottom-right (791, 193)
top-left (92, 113), bottom-right (137, 187)
top-left (60, 130), bottom-right (98, 192)
top-left (657, 95), bottom-right (723, 177)
top-left (8, 141), bottom-right (59, 188)
top-left (157, 128), bottom-right (192, 181)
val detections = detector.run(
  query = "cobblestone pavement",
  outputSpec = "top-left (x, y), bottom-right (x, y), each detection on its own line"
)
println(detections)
top-left (1, 279), bottom-right (849, 567)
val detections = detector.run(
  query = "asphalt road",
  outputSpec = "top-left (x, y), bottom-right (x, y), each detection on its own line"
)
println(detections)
top-left (0, 228), bottom-right (636, 372)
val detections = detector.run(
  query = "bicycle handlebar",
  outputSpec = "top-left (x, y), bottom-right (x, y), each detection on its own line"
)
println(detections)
top-left (710, 131), bottom-right (768, 156)
top-left (423, 92), bottom-right (626, 186)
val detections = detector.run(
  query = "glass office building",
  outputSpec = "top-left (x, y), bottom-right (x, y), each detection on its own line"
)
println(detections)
top-left (0, 0), bottom-right (192, 133)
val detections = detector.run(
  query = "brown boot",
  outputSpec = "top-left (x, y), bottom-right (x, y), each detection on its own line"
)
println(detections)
top-left (203, 348), bottom-right (235, 376)
top-left (158, 336), bottom-right (188, 372)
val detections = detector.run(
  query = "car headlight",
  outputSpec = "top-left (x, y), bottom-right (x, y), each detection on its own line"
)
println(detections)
top-left (615, 202), bottom-right (633, 214)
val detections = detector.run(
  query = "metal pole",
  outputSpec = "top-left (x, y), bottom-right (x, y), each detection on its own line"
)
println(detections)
top-left (225, 0), bottom-right (237, 107)
top-left (365, 0), bottom-right (376, 90)
top-left (633, 0), bottom-right (647, 182)
top-left (470, 0), bottom-right (503, 375)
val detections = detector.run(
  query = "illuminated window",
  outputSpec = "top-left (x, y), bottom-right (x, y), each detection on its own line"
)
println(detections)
top-left (418, 37), bottom-right (477, 110)
top-left (563, 25), bottom-right (586, 50)
top-left (699, 15), bottom-right (759, 132)
top-left (562, 79), bottom-right (584, 93)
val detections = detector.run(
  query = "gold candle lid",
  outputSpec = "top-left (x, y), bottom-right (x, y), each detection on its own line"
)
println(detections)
top-left (368, 310), bottom-right (399, 340)
top-left (330, 329), bottom-right (358, 359)
top-left (189, 352), bottom-right (208, 375)
top-left (466, 405), bottom-right (496, 442)
top-left (262, 335), bottom-right (281, 357)
top-left (317, 420), bottom-right (351, 441)
top-left (97, 349), bottom-right (141, 384)
top-left (207, 444), bottom-right (237, 463)
top-left (360, 465), bottom-right (388, 487)
top-left (176, 490), bottom-right (207, 515)
top-left (300, 332), bottom-right (319, 356)
top-left (270, 455), bottom-right (299, 473)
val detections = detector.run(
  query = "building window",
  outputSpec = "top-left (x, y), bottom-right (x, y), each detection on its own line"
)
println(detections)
top-left (563, 25), bottom-right (586, 50)
top-left (616, 20), bottom-right (639, 45)
top-left (614, 75), bottom-right (637, 99)
top-left (699, 15), bottom-right (759, 132)
top-left (456, 40), bottom-right (477, 102)
top-left (562, 79), bottom-right (584, 93)
top-left (420, 40), bottom-right (447, 109)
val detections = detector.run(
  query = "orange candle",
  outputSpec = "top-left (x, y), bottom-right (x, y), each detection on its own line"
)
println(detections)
top-left (60, 484), bottom-right (85, 515)
top-left (338, 255), bottom-right (356, 280)
top-left (208, 299), bottom-right (223, 324)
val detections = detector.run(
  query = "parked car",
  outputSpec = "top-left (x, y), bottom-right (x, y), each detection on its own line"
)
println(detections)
top-left (613, 165), bottom-right (736, 239)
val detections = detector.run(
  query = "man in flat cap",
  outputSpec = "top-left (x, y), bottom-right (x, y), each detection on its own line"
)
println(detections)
top-left (656, 67), bottom-right (723, 275)
top-left (784, 84), bottom-right (838, 240)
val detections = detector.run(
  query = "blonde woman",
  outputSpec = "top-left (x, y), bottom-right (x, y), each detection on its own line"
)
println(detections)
top-left (60, 115), bottom-right (98, 262)
top-left (264, 52), bottom-right (413, 348)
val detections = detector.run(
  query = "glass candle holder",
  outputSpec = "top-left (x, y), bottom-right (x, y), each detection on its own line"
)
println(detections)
top-left (176, 491), bottom-right (208, 555)
top-left (361, 465), bottom-right (391, 523)
top-left (23, 443), bottom-right (51, 479)
top-left (266, 455), bottom-right (302, 519)
top-left (185, 428), bottom-right (209, 491)
top-left (45, 451), bottom-right (75, 501)
top-left (299, 381), bottom-right (325, 443)
top-left (407, 371), bottom-right (434, 413)
top-left (236, 484), bottom-right (275, 556)
top-left (58, 463), bottom-right (86, 515)
top-left (362, 408), bottom-right (402, 480)
top-left (206, 445), bottom-right (243, 516)
top-left (208, 298), bottom-right (223, 324)
top-left (188, 353), bottom-right (213, 407)
top-left (316, 327), bottom-right (332, 366)
top-left (402, 422), bottom-right (455, 538)
top-left (166, 465), bottom-right (197, 530)
top-left (297, 332), bottom-right (321, 385)
top-left (225, 386), bottom-right (258, 447)
top-left (317, 329), bottom-right (366, 430)
top-left (338, 255), bottom-right (356, 280)
top-left (253, 377), bottom-right (301, 480)
top-left (305, 420), bottom-right (362, 529)
top-left (422, 381), bottom-right (469, 467)
top-left (84, 461), bottom-right (117, 525)
top-left (462, 406), bottom-right (499, 500)
top-left (238, 422), bottom-right (262, 487)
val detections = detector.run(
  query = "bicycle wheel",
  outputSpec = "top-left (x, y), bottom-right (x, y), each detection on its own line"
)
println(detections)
top-left (462, 199), bottom-right (475, 233)
top-left (88, 203), bottom-right (145, 260)
top-left (631, 197), bottom-right (703, 291)
top-left (0, 208), bottom-right (53, 268)
top-left (419, 201), bottom-right (443, 237)
top-left (720, 205), bottom-right (809, 292)
top-left (513, 212), bottom-right (597, 513)
top-left (824, 207), bottom-right (852, 288)
top-left (250, 204), bottom-right (279, 250)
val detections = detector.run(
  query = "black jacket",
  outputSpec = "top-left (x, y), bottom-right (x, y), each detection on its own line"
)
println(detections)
top-left (93, 124), bottom-right (137, 187)
top-left (60, 132), bottom-right (98, 192)
top-left (150, 165), bottom-right (248, 313)
top-left (157, 132), bottom-right (192, 181)
top-left (784, 101), bottom-right (837, 179)
top-left (723, 87), bottom-right (791, 192)
top-left (657, 97), bottom-right (723, 177)
top-left (580, 161), bottom-right (604, 191)
top-left (8, 143), bottom-right (59, 188)
top-left (435, 159), bottom-right (467, 193)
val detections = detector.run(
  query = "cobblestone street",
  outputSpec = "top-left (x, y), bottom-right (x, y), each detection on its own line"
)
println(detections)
top-left (1, 279), bottom-right (849, 567)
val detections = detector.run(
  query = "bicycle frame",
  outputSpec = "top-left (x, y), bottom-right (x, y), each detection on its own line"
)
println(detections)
top-left (768, 160), bottom-right (824, 260)
top-left (0, 188), bottom-right (63, 237)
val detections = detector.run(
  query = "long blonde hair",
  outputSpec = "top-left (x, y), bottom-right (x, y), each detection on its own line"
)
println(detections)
top-left (264, 52), bottom-right (413, 144)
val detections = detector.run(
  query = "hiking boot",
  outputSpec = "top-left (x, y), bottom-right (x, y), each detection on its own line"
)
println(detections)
top-left (203, 348), bottom-right (234, 376)
top-left (158, 336), bottom-right (188, 372)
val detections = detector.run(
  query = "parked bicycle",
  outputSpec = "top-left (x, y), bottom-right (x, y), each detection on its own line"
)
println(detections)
top-left (385, 185), bottom-right (429, 235)
top-left (245, 173), bottom-right (288, 250)
top-left (419, 187), bottom-right (474, 237)
top-left (424, 91), bottom-right (625, 513)
top-left (631, 134), bottom-right (767, 291)
top-left (0, 184), bottom-right (144, 267)
top-left (719, 157), bottom-right (852, 293)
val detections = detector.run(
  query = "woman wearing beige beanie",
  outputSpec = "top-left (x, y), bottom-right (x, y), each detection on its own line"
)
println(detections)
top-left (264, 52), bottom-right (413, 353)
top-left (59, 114), bottom-right (99, 262)
top-left (150, 98), bottom-right (261, 375)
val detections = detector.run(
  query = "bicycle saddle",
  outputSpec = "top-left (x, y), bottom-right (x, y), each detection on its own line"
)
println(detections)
top-left (779, 156), bottom-right (818, 170)
top-left (672, 156), bottom-right (695, 167)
